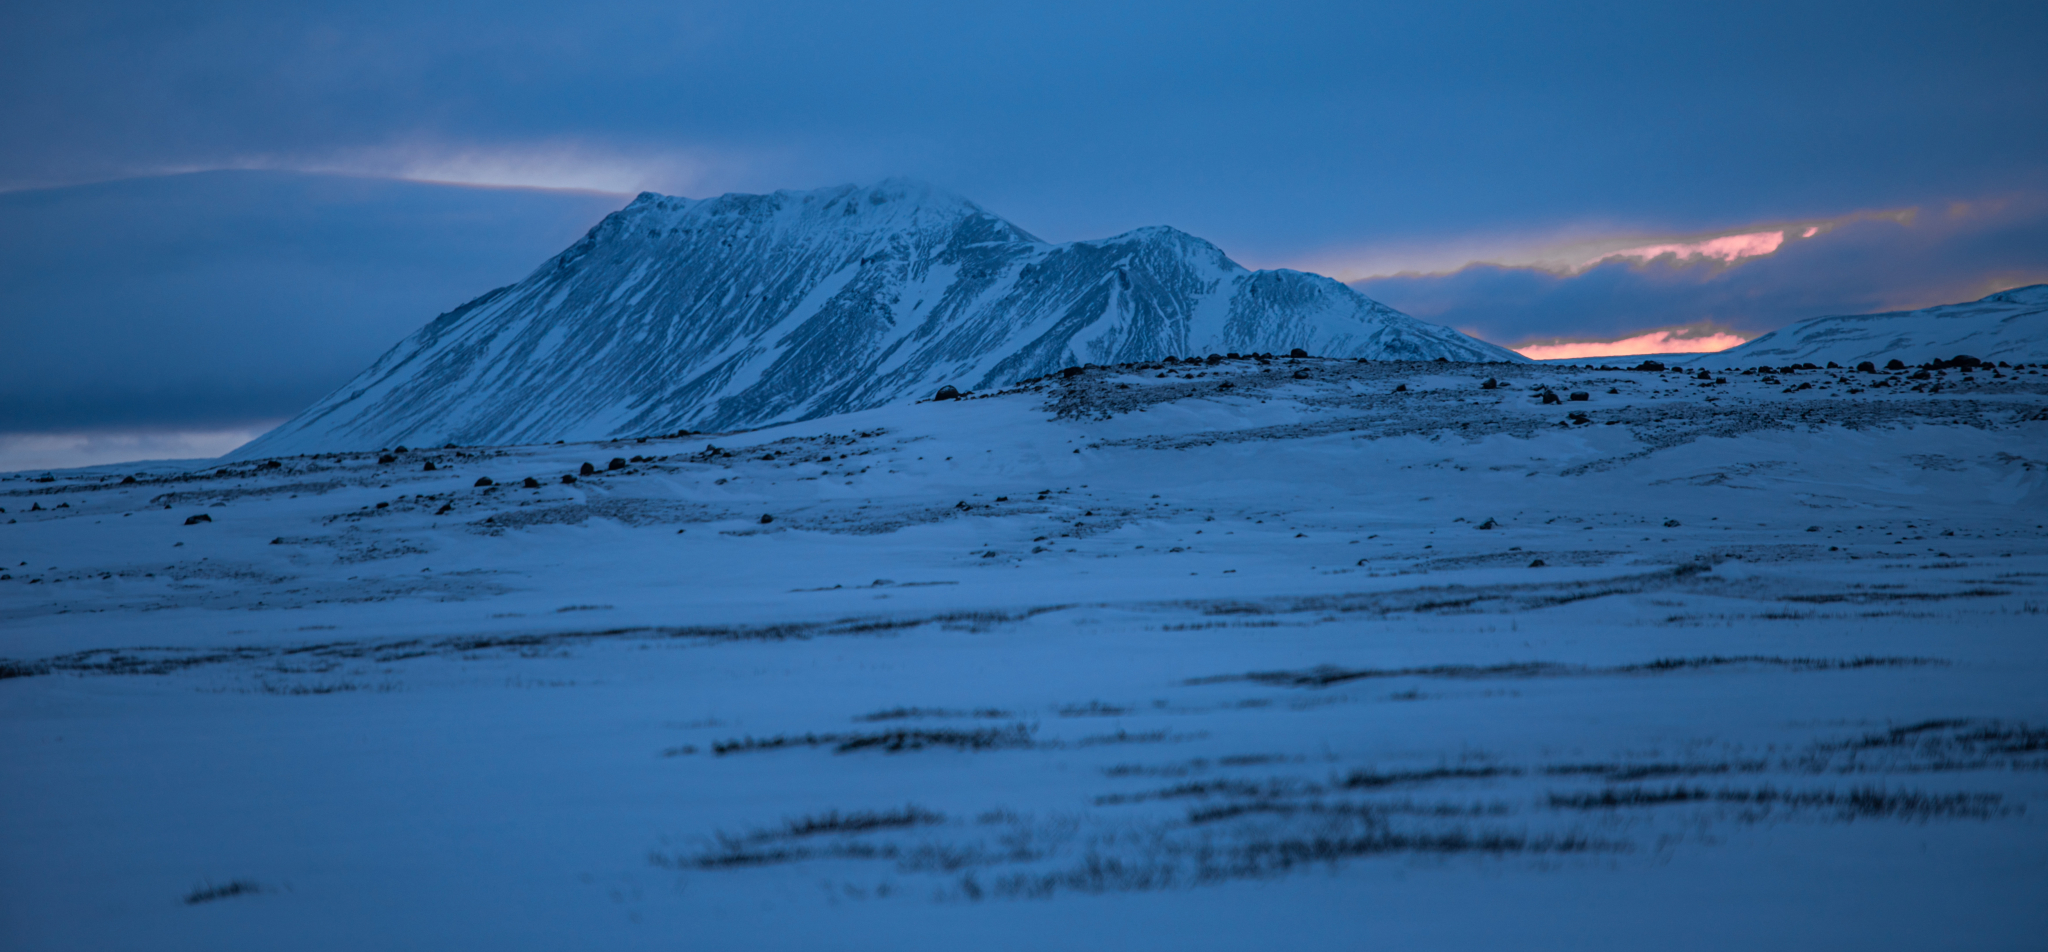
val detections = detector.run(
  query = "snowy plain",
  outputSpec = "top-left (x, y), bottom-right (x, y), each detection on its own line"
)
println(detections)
top-left (4, 354), bottom-right (2046, 949)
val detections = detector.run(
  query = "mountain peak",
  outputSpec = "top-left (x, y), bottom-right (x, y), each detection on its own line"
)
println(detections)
top-left (233, 185), bottom-right (1520, 457)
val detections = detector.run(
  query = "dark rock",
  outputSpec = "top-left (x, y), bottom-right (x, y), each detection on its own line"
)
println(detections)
top-left (270, 537), bottom-right (283, 544)
top-left (1540, 391), bottom-right (1562, 405)
top-left (561, 474), bottom-right (577, 484)
top-left (1218, 381), bottom-right (1234, 389)
top-left (1635, 360), bottom-right (1666, 371)
top-left (120, 475), bottom-right (137, 484)
top-left (1061, 366), bottom-right (1085, 378)
top-left (474, 477), bottom-right (494, 487)
top-left (608, 458), bottom-right (627, 470)
top-left (1391, 382), bottom-right (1406, 391)
top-left (375, 501), bottom-right (389, 509)
top-left (933, 385), bottom-right (961, 401)
top-left (378, 454), bottom-right (397, 464)
top-left (261, 460), bottom-right (282, 469)
top-left (1886, 358), bottom-right (1906, 370)
top-left (1206, 353), bottom-right (1224, 364)
top-left (1569, 391), bottom-right (1589, 401)
top-left (760, 514), bottom-right (774, 524)
top-left (1477, 517), bottom-right (1499, 530)
top-left (1696, 371), bottom-right (1712, 380)
top-left (1528, 558), bottom-right (1546, 567)
top-left (422, 461), bottom-right (437, 471)
top-left (522, 476), bottom-right (541, 488)
top-left (1856, 361), bottom-right (1877, 372)
top-left (1663, 518), bottom-right (1681, 527)
top-left (184, 514), bottom-right (211, 525)
top-left (436, 502), bottom-right (453, 515)
top-left (1289, 347), bottom-right (1308, 358)
top-left (1294, 370), bottom-right (1312, 380)
top-left (580, 462), bottom-right (596, 475)
top-left (1481, 377), bottom-right (1498, 389)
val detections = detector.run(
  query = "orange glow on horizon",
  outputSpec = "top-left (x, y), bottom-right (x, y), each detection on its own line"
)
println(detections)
top-left (1514, 328), bottom-right (1751, 361)
top-left (1585, 230), bottom-right (1785, 269)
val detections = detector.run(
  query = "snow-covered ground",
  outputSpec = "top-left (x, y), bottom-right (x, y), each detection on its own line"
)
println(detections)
top-left (5, 355), bottom-right (2046, 950)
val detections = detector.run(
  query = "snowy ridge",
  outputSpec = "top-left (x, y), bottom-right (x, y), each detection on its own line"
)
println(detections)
top-left (1714, 283), bottom-right (2048, 367)
top-left (1540, 284), bottom-right (2048, 367)
top-left (232, 181), bottom-right (1521, 458)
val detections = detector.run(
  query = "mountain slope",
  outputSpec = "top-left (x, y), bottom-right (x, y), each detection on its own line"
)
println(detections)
top-left (233, 181), bottom-right (1520, 457)
top-left (1713, 284), bottom-right (2048, 366)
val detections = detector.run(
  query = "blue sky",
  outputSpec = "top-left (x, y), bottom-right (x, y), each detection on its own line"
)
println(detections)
top-left (3, 0), bottom-right (2044, 468)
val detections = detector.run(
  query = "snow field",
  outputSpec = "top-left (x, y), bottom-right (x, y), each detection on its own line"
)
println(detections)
top-left (3, 356), bottom-right (2046, 949)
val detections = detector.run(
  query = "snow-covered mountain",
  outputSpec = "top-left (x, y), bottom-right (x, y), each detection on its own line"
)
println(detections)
top-left (234, 180), bottom-right (1520, 457)
top-left (1707, 284), bottom-right (2048, 367)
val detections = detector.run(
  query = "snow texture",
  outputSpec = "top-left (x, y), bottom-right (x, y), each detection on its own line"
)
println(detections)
top-left (5, 351), bottom-right (2047, 949)
top-left (231, 181), bottom-right (1522, 459)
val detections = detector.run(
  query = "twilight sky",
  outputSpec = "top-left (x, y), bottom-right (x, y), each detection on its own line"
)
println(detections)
top-left (3, 0), bottom-right (2045, 469)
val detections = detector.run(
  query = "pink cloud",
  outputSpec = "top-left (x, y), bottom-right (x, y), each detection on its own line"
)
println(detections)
top-left (1585, 230), bottom-right (1786, 269)
top-left (1514, 328), bottom-right (1751, 361)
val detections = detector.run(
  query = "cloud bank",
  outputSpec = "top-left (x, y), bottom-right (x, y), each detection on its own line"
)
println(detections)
top-left (1353, 195), bottom-right (2048, 352)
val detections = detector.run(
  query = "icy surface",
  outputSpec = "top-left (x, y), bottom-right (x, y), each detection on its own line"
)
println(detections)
top-left (232, 181), bottom-right (1521, 459)
top-left (5, 355), bottom-right (2048, 949)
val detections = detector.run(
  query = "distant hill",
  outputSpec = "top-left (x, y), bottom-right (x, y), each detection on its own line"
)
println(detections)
top-left (1539, 284), bottom-right (2048, 367)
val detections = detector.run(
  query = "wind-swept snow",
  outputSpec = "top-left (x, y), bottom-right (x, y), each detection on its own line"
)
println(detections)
top-left (5, 353), bottom-right (2046, 950)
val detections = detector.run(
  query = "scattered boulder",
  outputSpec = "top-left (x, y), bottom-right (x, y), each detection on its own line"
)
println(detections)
top-left (120, 475), bottom-right (137, 484)
top-left (1289, 347), bottom-right (1308, 358)
top-left (1206, 354), bottom-right (1224, 364)
top-left (1636, 360), bottom-right (1666, 371)
top-left (474, 477), bottom-right (494, 487)
top-left (1664, 518), bottom-right (1681, 527)
top-left (561, 474), bottom-right (577, 484)
top-left (1568, 391), bottom-right (1589, 401)
top-left (1391, 382), bottom-right (1406, 391)
top-left (521, 476), bottom-right (541, 488)
top-left (608, 458), bottom-right (627, 470)
top-left (933, 385), bottom-right (961, 401)
top-left (1886, 358), bottom-right (1907, 370)
top-left (1477, 517), bottom-right (1499, 530)
top-left (270, 537), bottom-right (283, 545)
top-left (1856, 361), bottom-right (1877, 372)
top-left (1540, 391), bottom-right (1562, 405)
top-left (422, 460), bottom-right (437, 471)
top-left (377, 454), bottom-right (396, 464)
top-left (1061, 366), bottom-right (1085, 378)
top-left (580, 461), bottom-right (596, 476)
top-left (759, 514), bottom-right (774, 524)
top-left (436, 502), bottom-right (453, 515)
top-left (1528, 558), bottom-right (1546, 568)
top-left (1481, 377), bottom-right (1498, 390)
top-left (184, 514), bottom-right (211, 525)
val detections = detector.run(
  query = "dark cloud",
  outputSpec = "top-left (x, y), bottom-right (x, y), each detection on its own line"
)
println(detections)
top-left (1355, 197), bottom-right (2048, 347)
top-left (2, 2), bottom-right (2043, 259)
top-left (0, 171), bottom-right (622, 432)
